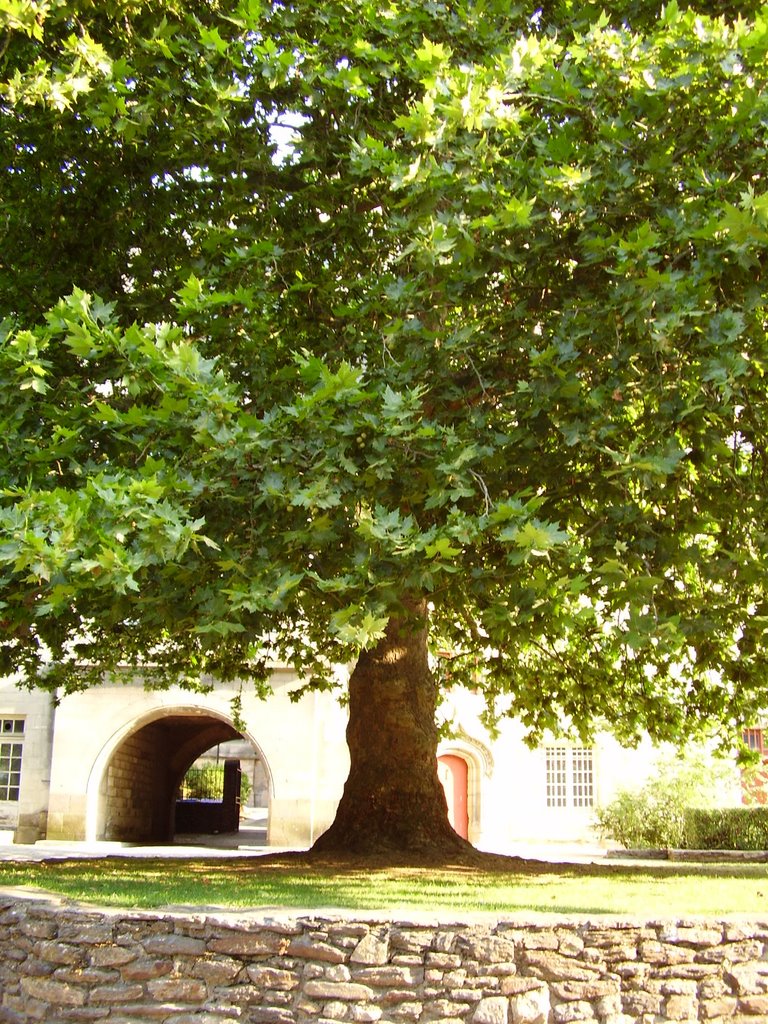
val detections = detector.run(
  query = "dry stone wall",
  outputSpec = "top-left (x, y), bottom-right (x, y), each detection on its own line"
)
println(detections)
top-left (1, 892), bottom-right (768, 1023)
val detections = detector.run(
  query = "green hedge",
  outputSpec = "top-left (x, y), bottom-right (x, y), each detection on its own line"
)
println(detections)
top-left (596, 791), bottom-right (768, 850)
top-left (684, 806), bottom-right (768, 851)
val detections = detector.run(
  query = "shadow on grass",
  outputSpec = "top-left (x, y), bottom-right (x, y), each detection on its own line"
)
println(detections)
top-left (0, 853), bottom-right (766, 915)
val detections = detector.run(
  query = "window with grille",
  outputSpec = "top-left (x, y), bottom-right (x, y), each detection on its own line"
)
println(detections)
top-left (545, 746), bottom-right (568, 807)
top-left (545, 746), bottom-right (594, 808)
top-left (743, 728), bottom-right (766, 755)
top-left (0, 719), bottom-right (24, 802)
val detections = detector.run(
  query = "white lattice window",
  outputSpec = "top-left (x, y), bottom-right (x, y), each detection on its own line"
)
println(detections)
top-left (0, 719), bottom-right (24, 802)
top-left (545, 746), bottom-right (594, 808)
top-left (545, 746), bottom-right (568, 807)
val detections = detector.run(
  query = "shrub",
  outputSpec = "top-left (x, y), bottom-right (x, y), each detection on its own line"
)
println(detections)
top-left (595, 748), bottom-right (738, 849)
top-left (180, 764), bottom-right (251, 805)
top-left (685, 807), bottom-right (768, 851)
top-left (595, 780), bottom-right (690, 849)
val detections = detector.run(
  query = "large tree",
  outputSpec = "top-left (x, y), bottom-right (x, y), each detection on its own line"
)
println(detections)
top-left (2, 0), bottom-right (768, 856)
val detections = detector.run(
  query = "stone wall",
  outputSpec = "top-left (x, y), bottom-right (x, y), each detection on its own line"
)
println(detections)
top-left (103, 725), bottom-right (164, 842)
top-left (1, 892), bottom-right (768, 1023)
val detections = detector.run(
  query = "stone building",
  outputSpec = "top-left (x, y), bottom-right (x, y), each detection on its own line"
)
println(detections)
top-left (0, 665), bottom-right (744, 849)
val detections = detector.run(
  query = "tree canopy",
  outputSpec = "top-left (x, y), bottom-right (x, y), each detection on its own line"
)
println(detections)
top-left (2, 0), bottom-right (768, 842)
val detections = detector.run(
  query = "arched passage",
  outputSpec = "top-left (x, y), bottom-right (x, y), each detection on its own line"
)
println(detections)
top-left (87, 707), bottom-right (272, 843)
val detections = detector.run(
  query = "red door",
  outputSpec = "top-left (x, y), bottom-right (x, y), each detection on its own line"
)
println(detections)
top-left (437, 754), bottom-right (469, 839)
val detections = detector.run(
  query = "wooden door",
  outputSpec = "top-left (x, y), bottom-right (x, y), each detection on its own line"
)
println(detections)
top-left (437, 754), bottom-right (469, 839)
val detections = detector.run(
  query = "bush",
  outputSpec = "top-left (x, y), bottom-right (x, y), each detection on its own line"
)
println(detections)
top-left (685, 807), bottom-right (768, 851)
top-left (180, 764), bottom-right (251, 805)
top-left (595, 781), bottom-right (690, 849)
top-left (595, 748), bottom-right (738, 849)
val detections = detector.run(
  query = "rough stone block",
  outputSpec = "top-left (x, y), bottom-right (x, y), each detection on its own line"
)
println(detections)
top-left (59, 921), bottom-right (116, 945)
top-left (501, 979), bottom-right (547, 997)
top-left (18, 957), bottom-right (56, 978)
top-left (288, 937), bottom-right (346, 963)
top-left (517, 931), bottom-right (558, 952)
top-left (19, 919), bottom-right (57, 940)
top-left (472, 995), bottom-right (508, 1024)
top-left (143, 934), bottom-right (207, 956)
top-left (556, 933), bottom-right (585, 957)
top-left (421, 997), bottom-right (471, 1020)
top-left (664, 994), bottom-right (698, 1019)
top-left (248, 1008), bottom-right (296, 1023)
top-left (353, 966), bottom-right (422, 988)
top-left (192, 956), bottom-right (242, 986)
top-left (90, 946), bottom-right (138, 968)
top-left (443, 970), bottom-right (467, 989)
top-left (524, 951), bottom-right (600, 983)
top-left (246, 966), bottom-right (299, 990)
top-left (54, 967), bottom-right (121, 987)
top-left (660, 925), bottom-right (723, 948)
top-left (638, 941), bottom-right (696, 966)
top-left (551, 1002), bottom-right (595, 1023)
top-left (321, 1000), bottom-right (350, 1020)
top-left (350, 932), bottom-right (390, 966)
top-left (90, 983), bottom-right (145, 1004)
top-left (621, 990), bottom-right (663, 1015)
top-left (326, 965), bottom-right (353, 983)
top-left (121, 958), bottom-right (174, 982)
top-left (391, 955), bottom-right (423, 968)
top-left (146, 978), bottom-right (207, 1003)
top-left (451, 988), bottom-right (484, 1003)
top-left (348, 1006), bottom-right (383, 1022)
top-left (458, 936), bottom-right (517, 964)
top-left (551, 980), bottom-right (619, 1001)
top-left (20, 977), bottom-right (87, 1007)
top-left (388, 1001), bottom-right (422, 1020)
top-left (425, 953), bottom-right (462, 969)
top-left (698, 978), bottom-right (730, 1000)
top-left (379, 988), bottom-right (427, 1007)
top-left (390, 929), bottom-right (435, 953)
top-left (54, 1008), bottom-right (111, 1021)
top-left (700, 995), bottom-right (738, 1018)
top-left (699, 941), bottom-right (764, 965)
top-left (738, 994), bottom-right (768, 1014)
top-left (728, 963), bottom-right (768, 995)
top-left (433, 932), bottom-right (457, 954)
top-left (508, 984), bottom-right (549, 1024)
top-left (38, 941), bottom-right (85, 966)
top-left (303, 981), bottom-right (374, 1001)
top-left (208, 932), bottom-right (289, 957)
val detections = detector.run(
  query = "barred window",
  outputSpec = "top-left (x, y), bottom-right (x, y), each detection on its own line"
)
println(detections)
top-left (743, 728), bottom-right (766, 754)
top-left (545, 746), bottom-right (594, 808)
top-left (545, 746), bottom-right (568, 807)
top-left (0, 718), bottom-right (24, 802)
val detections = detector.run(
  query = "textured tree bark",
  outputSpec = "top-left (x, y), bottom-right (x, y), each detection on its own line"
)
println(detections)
top-left (312, 598), bottom-right (472, 857)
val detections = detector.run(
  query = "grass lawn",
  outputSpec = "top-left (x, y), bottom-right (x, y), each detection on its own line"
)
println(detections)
top-left (0, 855), bottom-right (766, 915)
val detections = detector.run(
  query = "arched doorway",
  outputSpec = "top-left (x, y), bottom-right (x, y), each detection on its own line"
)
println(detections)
top-left (438, 753), bottom-right (469, 840)
top-left (88, 708), bottom-right (271, 843)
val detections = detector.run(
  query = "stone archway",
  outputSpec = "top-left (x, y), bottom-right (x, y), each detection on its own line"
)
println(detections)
top-left (437, 733), bottom-right (493, 847)
top-left (87, 707), bottom-right (271, 843)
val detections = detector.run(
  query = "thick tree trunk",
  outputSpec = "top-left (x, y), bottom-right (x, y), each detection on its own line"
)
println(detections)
top-left (312, 598), bottom-right (472, 858)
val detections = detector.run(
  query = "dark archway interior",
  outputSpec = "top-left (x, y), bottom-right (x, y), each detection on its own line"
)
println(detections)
top-left (102, 714), bottom-right (241, 842)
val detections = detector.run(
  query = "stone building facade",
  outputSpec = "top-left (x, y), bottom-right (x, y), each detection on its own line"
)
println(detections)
top-left (0, 666), bottom-right (741, 850)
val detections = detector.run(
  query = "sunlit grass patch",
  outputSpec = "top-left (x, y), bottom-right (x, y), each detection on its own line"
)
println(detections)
top-left (0, 857), bottom-right (766, 915)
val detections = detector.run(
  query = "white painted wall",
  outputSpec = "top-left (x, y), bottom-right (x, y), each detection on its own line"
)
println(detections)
top-left (0, 670), bottom-right (744, 850)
